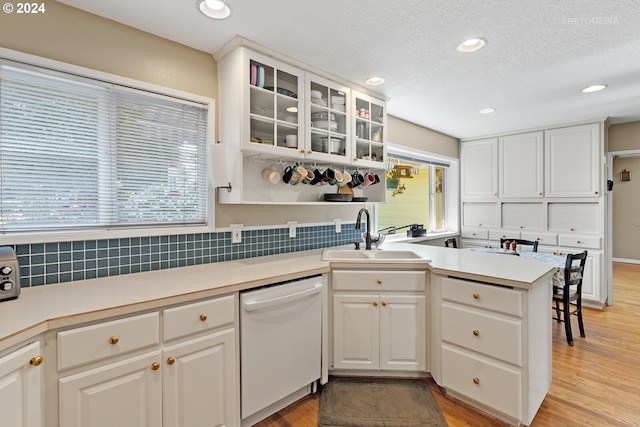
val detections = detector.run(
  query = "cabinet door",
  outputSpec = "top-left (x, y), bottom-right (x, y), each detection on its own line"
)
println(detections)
top-left (333, 294), bottom-right (379, 370)
top-left (379, 295), bottom-right (427, 371)
top-left (351, 91), bottom-right (386, 168)
top-left (461, 138), bottom-right (498, 199)
top-left (499, 132), bottom-right (543, 198)
top-left (244, 50), bottom-right (305, 156)
top-left (59, 351), bottom-right (162, 427)
top-left (306, 74), bottom-right (351, 162)
top-left (545, 123), bottom-right (601, 197)
top-left (163, 329), bottom-right (237, 427)
top-left (0, 341), bottom-right (43, 427)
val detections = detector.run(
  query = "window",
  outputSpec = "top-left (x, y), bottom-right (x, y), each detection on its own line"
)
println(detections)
top-left (374, 144), bottom-right (458, 235)
top-left (0, 61), bottom-right (209, 233)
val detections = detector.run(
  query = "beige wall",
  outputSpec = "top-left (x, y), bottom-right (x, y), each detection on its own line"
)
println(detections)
top-left (388, 116), bottom-right (459, 158)
top-left (608, 122), bottom-right (640, 261)
top-left (0, 2), bottom-right (458, 229)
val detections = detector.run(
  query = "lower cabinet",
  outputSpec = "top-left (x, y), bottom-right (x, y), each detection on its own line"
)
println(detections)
top-left (0, 341), bottom-right (44, 427)
top-left (431, 274), bottom-right (551, 426)
top-left (331, 269), bottom-right (427, 372)
top-left (59, 351), bottom-right (163, 427)
top-left (163, 330), bottom-right (236, 427)
top-left (57, 295), bottom-right (238, 427)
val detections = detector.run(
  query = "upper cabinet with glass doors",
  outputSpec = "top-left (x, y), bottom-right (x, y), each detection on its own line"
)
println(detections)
top-left (351, 90), bottom-right (387, 168)
top-left (305, 74), bottom-right (351, 163)
top-left (218, 47), bottom-right (305, 158)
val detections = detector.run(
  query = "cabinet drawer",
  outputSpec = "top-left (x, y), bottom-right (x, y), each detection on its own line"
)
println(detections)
top-left (548, 203), bottom-right (599, 232)
top-left (58, 312), bottom-right (160, 370)
top-left (558, 235), bottom-right (601, 250)
top-left (441, 303), bottom-right (521, 366)
top-left (488, 230), bottom-right (519, 241)
top-left (461, 228), bottom-right (489, 240)
top-left (442, 345), bottom-right (521, 420)
top-left (332, 270), bottom-right (426, 291)
top-left (441, 277), bottom-right (522, 317)
top-left (163, 295), bottom-right (235, 342)
top-left (520, 231), bottom-right (558, 246)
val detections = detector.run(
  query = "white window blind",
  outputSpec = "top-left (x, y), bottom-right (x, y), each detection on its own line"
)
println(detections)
top-left (0, 63), bottom-right (208, 232)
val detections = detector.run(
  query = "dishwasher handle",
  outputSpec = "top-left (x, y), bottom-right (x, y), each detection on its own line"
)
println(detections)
top-left (243, 283), bottom-right (322, 312)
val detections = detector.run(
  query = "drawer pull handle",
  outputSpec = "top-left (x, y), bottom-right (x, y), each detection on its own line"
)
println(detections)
top-left (473, 293), bottom-right (480, 299)
top-left (576, 240), bottom-right (581, 244)
top-left (381, 301), bottom-right (387, 307)
top-left (109, 336), bottom-right (119, 345)
top-left (473, 377), bottom-right (480, 385)
top-left (199, 314), bottom-right (208, 321)
top-left (570, 228), bottom-right (575, 231)
top-left (167, 357), bottom-right (176, 365)
top-left (373, 301), bottom-right (378, 307)
top-left (151, 362), bottom-right (160, 371)
top-left (473, 329), bottom-right (480, 336)
top-left (376, 279), bottom-right (382, 285)
top-left (30, 356), bottom-right (43, 367)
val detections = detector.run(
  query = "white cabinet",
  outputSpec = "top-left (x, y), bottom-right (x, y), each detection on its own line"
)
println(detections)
top-left (217, 44), bottom-right (388, 204)
top-left (306, 74), bottom-right (351, 162)
top-left (0, 341), bottom-right (44, 427)
top-left (219, 47), bottom-right (305, 158)
top-left (59, 351), bottom-right (163, 427)
top-left (163, 330), bottom-right (236, 427)
top-left (499, 132), bottom-right (544, 198)
top-left (331, 269), bottom-right (427, 372)
top-left (351, 90), bottom-right (387, 168)
top-left (460, 122), bottom-right (607, 307)
top-left (460, 138), bottom-right (498, 199)
top-left (57, 295), bottom-right (238, 427)
top-left (431, 274), bottom-right (551, 426)
top-left (545, 123), bottom-right (601, 197)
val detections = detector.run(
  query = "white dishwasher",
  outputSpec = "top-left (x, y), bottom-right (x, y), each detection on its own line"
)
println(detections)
top-left (240, 275), bottom-right (324, 427)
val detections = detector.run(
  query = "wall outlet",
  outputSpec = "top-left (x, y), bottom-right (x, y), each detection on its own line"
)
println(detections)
top-left (287, 221), bottom-right (297, 238)
top-left (230, 224), bottom-right (243, 244)
top-left (334, 218), bottom-right (342, 233)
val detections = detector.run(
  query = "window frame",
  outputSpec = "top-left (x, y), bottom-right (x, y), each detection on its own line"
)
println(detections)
top-left (0, 47), bottom-right (216, 245)
top-left (374, 142), bottom-right (459, 239)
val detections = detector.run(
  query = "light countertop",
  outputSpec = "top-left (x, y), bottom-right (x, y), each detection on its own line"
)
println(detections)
top-left (0, 242), bottom-right (554, 352)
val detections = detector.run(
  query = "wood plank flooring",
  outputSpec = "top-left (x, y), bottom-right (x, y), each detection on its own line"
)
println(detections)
top-left (253, 262), bottom-right (640, 426)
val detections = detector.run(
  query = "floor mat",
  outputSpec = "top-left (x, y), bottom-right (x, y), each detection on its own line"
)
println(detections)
top-left (318, 377), bottom-right (448, 427)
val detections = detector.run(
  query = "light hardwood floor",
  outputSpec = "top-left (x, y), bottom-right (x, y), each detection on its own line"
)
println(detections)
top-left (254, 262), bottom-right (640, 427)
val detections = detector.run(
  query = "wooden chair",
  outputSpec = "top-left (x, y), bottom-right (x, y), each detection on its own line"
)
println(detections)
top-left (444, 237), bottom-right (457, 248)
top-left (553, 251), bottom-right (588, 345)
top-left (499, 238), bottom-right (538, 252)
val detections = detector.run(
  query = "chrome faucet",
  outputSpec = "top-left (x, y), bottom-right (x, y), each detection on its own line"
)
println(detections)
top-left (355, 208), bottom-right (372, 250)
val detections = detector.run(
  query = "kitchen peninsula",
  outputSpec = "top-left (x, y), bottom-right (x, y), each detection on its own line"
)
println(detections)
top-left (0, 242), bottom-right (554, 427)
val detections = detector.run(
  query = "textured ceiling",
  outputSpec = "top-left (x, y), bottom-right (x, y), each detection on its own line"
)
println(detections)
top-left (57, 0), bottom-right (640, 139)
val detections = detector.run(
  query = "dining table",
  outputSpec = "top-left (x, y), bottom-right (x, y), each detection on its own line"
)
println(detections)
top-left (469, 247), bottom-right (572, 287)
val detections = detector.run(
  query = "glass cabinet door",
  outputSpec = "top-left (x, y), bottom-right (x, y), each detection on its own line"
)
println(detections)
top-left (353, 91), bottom-right (386, 167)
top-left (248, 57), bottom-right (303, 155)
top-left (306, 75), bottom-right (350, 161)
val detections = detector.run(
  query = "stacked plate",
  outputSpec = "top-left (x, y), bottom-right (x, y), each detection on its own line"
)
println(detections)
top-left (312, 120), bottom-right (338, 131)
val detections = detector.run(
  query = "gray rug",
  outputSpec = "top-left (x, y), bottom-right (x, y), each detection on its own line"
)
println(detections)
top-left (318, 378), bottom-right (448, 427)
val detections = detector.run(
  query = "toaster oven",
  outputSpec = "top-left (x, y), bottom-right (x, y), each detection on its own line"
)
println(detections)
top-left (0, 247), bottom-right (20, 302)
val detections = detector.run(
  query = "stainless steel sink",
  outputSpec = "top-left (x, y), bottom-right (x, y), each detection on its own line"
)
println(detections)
top-left (322, 249), bottom-right (425, 262)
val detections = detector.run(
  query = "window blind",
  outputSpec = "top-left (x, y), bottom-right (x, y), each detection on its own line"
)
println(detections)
top-left (0, 63), bottom-right (208, 232)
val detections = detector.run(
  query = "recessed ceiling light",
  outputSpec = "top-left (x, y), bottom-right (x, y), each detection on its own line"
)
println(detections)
top-left (286, 106), bottom-right (298, 113)
top-left (457, 37), bottom-right (487, 53)
top-left (198, 0), bottom-right (231, 19)
top-left (365, 77), bottom-right (385, 86)
top-left (478, 108), bottom-right (495, 114)
top-left (581, 84), bottom-right (607, 93)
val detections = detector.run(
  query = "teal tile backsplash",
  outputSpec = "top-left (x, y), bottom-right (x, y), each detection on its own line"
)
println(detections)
top-left (12, 224), bottom-right (361, 287)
